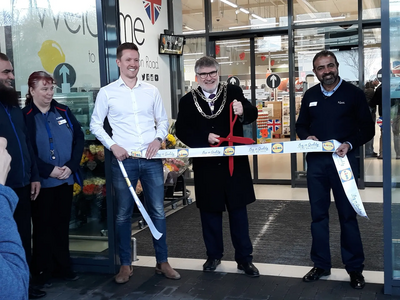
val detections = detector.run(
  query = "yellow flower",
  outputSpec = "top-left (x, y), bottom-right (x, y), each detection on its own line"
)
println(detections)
top-left (73, 183), bottom-right (81, 196)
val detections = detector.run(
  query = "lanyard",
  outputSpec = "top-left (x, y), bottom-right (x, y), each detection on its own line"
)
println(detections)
top-left (42, 113), bottom-right (56, 160)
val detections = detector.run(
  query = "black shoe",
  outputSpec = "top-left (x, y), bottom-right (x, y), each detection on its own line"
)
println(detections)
top-left (64, 271), bottom-right (79, 281)
top-left (203, 258), bottom-right (221, 272)
top-left (29, 286), bottom-right (46, 299)
top-left (303, 267), bottom-right (331, 282)
top-left (237, 262), bottom-right (259, 277)
top-left (349, 271), bottom-right (365, 289)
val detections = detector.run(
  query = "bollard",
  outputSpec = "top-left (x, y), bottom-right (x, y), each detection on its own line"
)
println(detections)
top-left (131, 237), bottom-right (138, 261)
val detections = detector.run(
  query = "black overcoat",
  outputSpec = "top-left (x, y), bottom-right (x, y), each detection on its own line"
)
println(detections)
top-left (175, 83), bottom-right (258, 212)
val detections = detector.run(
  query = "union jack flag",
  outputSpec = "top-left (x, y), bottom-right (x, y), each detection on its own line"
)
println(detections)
top-left (143, 0), bottom-right (162, 25)
top-left (268, 119), bottom-right (281, 132)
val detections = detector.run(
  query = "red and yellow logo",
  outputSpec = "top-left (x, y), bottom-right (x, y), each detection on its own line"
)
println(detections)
top-left (271, 143), bottom-right (284, 153)
top-left (178, 149), bottom-right (189, 157)
top-left (322, 141), bottom-right (334, 151)
top-left (339, 169), bottom-right (353, 182)
top-left (224, 147), bottom-right (235, 156)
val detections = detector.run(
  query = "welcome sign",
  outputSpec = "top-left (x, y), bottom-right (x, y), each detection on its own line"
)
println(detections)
top-left (119, 0), bottom-right (172, 117)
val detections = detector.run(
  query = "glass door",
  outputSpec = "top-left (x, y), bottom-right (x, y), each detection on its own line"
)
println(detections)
top-left (216, 35), bottom-right (292, 182)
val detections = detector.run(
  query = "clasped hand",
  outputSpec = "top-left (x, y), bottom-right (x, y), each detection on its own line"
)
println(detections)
top-left (50, 166), bottom-right (72, 180)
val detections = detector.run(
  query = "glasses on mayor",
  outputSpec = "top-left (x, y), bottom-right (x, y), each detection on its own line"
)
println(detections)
top-left (197, 70), bottom-right (218, 79)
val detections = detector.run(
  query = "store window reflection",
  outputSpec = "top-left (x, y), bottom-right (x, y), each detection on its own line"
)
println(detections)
top-left (293, 0), bottom-right (358, 24)
top-left (0, 0), bottom-right (105, 257)
top-left (363, 28), bottom-right (382, 183)
top-left (210, 0), bottom-right (287, 31)
top-left (294, 25), bottom-right (362, 180)
top-left (181, 0), bottom-right (205, 35)
top-left (390, 0), bottom-right (400, 280)
top-left (363, 0), bottom-right (381, 19)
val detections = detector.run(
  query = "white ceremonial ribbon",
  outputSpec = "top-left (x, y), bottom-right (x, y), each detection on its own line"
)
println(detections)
top-left (117, 160), bottom-right (163, 240)
top-left (331, 141), bottom-right (368, 219)
top-left (130, 139), bottom-right (367, 218)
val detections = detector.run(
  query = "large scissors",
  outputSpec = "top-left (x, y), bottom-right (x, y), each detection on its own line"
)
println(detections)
top-left (210, 102), bottom-right (254, 176)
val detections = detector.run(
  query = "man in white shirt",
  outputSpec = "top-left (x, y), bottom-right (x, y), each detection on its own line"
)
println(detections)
top-left (90, 42), bottom-right (180, 283)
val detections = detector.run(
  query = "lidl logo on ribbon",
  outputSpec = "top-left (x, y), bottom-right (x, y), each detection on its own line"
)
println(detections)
top-left (224, 147), bottom-right (235, 156)
top-left (339, 168), bottom-right (354, 182)
top-left (322, 141), bottom-right (334, 151)
top-left (143, 0), bottom-right (162, 25)
top-left (271, 143), bottom-right (284, 153)
top-left (178, 149), bottom-right (189, 157)
top-left (131, 151), bottom-right (142, 157)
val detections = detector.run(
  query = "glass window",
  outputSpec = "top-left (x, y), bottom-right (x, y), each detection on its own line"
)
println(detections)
top-left (363, 0), bottom-right (381, 19)
top-left (211, 0), bottom-right (287, 32)
top-left (390, 0), bottom-right (400, 280)
top-left (183, 37), bottom-right (206, 92)
top-left (294, 26), bottom-right (360, 180)
top-left (181, 0), bottom-right (205, 35)
top-left (363, 28), bottom-right (382, 182)
top-left (293, 0), bottom-right (358, 24)
top-left (0, 0), bottom-right (105, 258)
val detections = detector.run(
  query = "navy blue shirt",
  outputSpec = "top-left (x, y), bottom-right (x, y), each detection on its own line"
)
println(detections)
top-left (34, 109), bottom-right (74, 188)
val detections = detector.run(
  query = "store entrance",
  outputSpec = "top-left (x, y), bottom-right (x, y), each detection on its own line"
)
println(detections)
top-left (214, 35), bottom-right (295, 184)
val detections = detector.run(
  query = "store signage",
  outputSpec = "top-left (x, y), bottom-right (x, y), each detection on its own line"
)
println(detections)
top-left (119, 0), bottom-right (171, 117)
top-left (266, 74), bottom-right (281, 89)
top-left (227, 76), bottom-right (240, 86)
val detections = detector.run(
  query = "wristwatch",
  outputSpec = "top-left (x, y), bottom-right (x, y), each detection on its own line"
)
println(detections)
top-left (156, 137), bottom-right (163, 143)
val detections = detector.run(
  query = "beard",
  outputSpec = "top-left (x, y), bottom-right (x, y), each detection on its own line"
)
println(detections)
top-left (320, 72), bottom-right (338, 86)
top-left (0, 83), bottom-right (19, 107)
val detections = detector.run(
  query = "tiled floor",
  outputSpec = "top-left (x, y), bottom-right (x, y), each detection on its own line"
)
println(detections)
top-left (50, 184), bottom-right (393, 299)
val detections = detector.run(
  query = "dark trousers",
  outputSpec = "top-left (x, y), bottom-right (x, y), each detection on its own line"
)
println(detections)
top-left (31, 183), bottom-right (73, 284)
top-left (200, 206), bottom-right (253, 264)
top-left (306, 153), bottom-right (364, 273)
top-left (13, 185), bottom-right (32, 266)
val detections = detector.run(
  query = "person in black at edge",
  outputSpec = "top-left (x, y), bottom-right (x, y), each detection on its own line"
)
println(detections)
top-left (296, 50), bottom-right (375, 289)
top-left (0, 53), bottom-right (45, 299)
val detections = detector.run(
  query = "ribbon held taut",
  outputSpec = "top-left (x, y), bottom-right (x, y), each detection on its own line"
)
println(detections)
top-left (210, 102), bottom-right (254, 176)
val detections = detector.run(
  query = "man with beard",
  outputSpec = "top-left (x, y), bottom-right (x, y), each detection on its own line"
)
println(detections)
top-left (175, 56), bottom-right (259, 277)
top-left (0, 53), bottom-right (45, 299)
top-left (296, 50), bottom-right (374, 289)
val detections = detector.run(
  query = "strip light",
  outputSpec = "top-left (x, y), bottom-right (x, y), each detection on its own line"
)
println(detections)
top-left (221, 0), bottom-right (238, 8)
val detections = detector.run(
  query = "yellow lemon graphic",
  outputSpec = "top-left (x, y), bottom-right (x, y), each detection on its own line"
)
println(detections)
top-left (38, 40), bottom-right (66, 73)
top-left (224, 147), bottom-right (235, 156)
top-left (272, 143), bottom-right (283, 153)
top-left (322, 141), bottom-right (334, 151)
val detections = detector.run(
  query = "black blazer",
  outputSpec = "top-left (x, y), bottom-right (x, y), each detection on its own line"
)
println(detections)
top-left (175, 83), bottom-right (258, 212)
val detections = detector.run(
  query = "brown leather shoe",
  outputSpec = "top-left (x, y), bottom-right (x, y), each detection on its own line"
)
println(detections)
top-left (155, 262), bottom-right (181, 280)
top-left (115, 265), bottom-right (133, 284)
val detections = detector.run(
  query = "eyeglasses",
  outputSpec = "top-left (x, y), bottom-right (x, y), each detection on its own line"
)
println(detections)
top-left (197, 70), bottom-right (218, 79)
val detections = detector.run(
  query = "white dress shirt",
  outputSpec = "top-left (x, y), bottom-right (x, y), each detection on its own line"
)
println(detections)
top-left (90, 77), bottom-right (169, 153)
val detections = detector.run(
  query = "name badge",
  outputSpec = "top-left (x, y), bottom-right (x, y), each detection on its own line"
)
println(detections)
top-left (309, 102), bottom-right (317, 107)
top-left (58, 119), bottom-right (67, 125)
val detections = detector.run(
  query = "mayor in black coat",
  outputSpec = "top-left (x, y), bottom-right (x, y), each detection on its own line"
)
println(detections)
top-left (175, 56), bottom-right (259, 277)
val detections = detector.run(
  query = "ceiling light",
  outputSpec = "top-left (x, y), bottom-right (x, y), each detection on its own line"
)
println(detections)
top-left (239, 8), bottom-right (249, 14)
top-left (182, 30), bottom-right (206, 35)
top-left (221, 0), bottom-right (238, 8)
top-left (229, 23), bottom-right (278, 30)
top-left (294, 16), bottom-right (346, 23)
top-left (251, 14), bottom-right (267, 22)
top-left (183, 25), bottom-right (193, 31)
top-left (183, 52), bottom-right (204, 56)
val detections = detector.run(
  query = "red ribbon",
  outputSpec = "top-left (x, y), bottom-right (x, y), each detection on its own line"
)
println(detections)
top-left (211, 102), bottom-right (254, 176)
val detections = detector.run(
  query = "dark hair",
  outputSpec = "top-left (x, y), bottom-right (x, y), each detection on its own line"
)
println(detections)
top-left (25, 71), bottom-right (55, 106)
top-left (312, 50), bottom-right (339, 70)
top-left (117, 42), bottom-right (139, 60)
top-left (194, 56), bottom-right (219, 74)
top-left (0, 52), bottom-right (9, 62)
